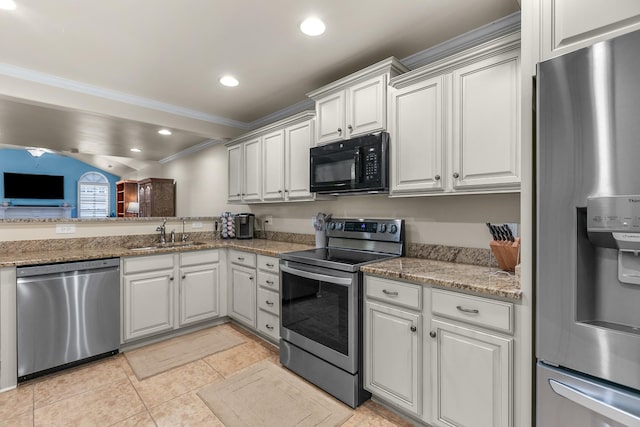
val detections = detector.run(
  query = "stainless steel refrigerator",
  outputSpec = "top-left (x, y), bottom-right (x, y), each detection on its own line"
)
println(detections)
top-left (537, 30), bottom-right (640, 426)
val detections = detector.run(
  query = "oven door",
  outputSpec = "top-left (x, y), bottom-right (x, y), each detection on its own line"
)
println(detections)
top-left (280, 261), bottom-right (358, 373)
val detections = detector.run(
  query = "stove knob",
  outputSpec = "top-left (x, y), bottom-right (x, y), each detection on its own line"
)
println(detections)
top-left (329, 223), bottom-right (336, 230)
top-left (389, 224), bottom-right (398, 234)
top-left (336, 222), bottom-right (343, 230)
top-left (379, 224), bottom-right (387, 233)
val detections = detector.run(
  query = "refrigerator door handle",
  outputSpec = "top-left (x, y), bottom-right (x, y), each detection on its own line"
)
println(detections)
top-left (549, 379), bottom-right (640, 426)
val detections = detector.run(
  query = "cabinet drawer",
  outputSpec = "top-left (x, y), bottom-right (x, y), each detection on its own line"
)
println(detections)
top-left (258, 271), bottom-right (279, 292)
top-left (257, 309), bottom-right (280, 341)
top-left (366, 275), bottom-right (422, 311)
top-left (229, 250), bottom-right (256, 268)
top-left (180, 249), bottom-right (219, 266)
top-left (257, 255), bottom-right (279, 273)
top-left (123, 254), bottom-right (175, 275)
top-left (431, 289), bottom-right (514, 334)
top-left (257, 287), bottom-right (279, 316)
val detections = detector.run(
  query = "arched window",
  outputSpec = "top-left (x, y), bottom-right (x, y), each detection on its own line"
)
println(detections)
top-left (78, 172), bottom-right (109, 218)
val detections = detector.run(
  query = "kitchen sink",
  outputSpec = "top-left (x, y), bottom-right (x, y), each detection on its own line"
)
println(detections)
top-left (126, 241), bottom-right (207, 251)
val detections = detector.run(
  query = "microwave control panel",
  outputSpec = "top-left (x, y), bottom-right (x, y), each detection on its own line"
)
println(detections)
top-left (364, 146), bottom-right (379, 181)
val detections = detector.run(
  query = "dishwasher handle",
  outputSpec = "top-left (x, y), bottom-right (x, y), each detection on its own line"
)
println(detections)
top-left (16, 258), bottom-right (120, 277)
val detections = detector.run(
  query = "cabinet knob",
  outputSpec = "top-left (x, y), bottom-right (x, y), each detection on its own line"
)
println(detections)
top-left (430, 331), bottom-right (437, 338)
top-left (434, 175), bottom-right (441, 181)
top-left (348, 125), bottom-right (353, 131)
top-left (182, 275), bottom-right (186, 279)
top-left (337, 128), bottom-right (342, 135)
top-left (278, 190), bottom-right (282, 193)
top-left (410, 325), bottom-right (417, 332)
top-left (236, 193), bottom-right (240, 196)
top-left (169, 277), bottom-right (174, 281)
top-left (453, 172), bottom-right (460, 179)
top-left (249, 276), bottom-right (254, 280)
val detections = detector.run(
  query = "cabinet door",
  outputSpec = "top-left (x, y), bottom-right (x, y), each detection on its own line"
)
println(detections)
top-left (262, 130), bottom-right (285, 201)
top-left (227, 144), bottom-right (243, 202)
top-left (285, 119), bottom-right (314, 200)
top-left (179, 264), bottom-right (219, 327)
top-left (347, 75), bottom-right (386, 138)
top-left (242, 138), bottom-right (262, 202)
top-left (451, 50), bottom-right (520, 191)
top-left (390, 76), bottom-right (445, 195)
top-left (431, 319), bottom-right (512, 427)
top-left (540, 0), bottom-right (640, 60)
top-left (365, 301), bottom-right (421, 416)
top-left (123, 270), bottom-right (174, 341)
top-left (229, 264), bottom-right (256, 327)
top-left (316, 91), bottom-right (345, 144)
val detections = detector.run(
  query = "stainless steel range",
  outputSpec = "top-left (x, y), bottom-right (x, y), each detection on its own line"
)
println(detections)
top-left (279, 217), bottom-right (404, 408)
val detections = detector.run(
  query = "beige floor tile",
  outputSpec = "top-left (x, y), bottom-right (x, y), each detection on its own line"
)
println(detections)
top-left (132, 360), bottom-right (222, 408)
top-left (0, 384), bottom-right (33, 422)
top-left (34, 379), bottom-right (144, 426)
top-left (0, 411), bottom-right (33, 427)
top-left (203, 340), bottom-right (273, 377)
top-left (109, 410), bottom-right (156, 427)
top-left (149, 391), bottom-right (223, 427)
top-left (33, 356), bottom-right (128, 409)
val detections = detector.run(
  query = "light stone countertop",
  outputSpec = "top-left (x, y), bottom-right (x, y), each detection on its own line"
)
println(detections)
top-left (0, 239), bottom-right (314, 268)
top-left (361, 257), bottom-right (521, 301)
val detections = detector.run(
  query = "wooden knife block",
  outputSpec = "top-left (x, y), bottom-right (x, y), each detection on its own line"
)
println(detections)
top-left (490, 237), bottom-right (520, 272)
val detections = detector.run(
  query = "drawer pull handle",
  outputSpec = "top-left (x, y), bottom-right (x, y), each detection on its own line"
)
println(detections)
top-left (266, 263), bottom-right (274, 268)
top-left (410, 325), bottom-right (417, 332)
top-left (382, 289), bottom-right (398, 296)
top-left (238, 257), bottom-right (245, 261)
top-left (266, 280), bottom-right (275, 285)
top-left (266, 324), bottom-right (274, 330)
top-left (456, 305), bottom-right (479, 314)
top-left (249, 276), bottom-right (254, 280)
top-left (266, 300), bottom-right (274, 306)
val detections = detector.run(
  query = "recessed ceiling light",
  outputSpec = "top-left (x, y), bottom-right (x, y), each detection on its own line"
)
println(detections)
top-left (219, 75), bottom-right (239, 87)
top-left (158, 129), bottom-right (172, 136)
top-left (130, 148), bottom-right (141, 153)
top-left (300, 17), bottom-right (325, 36)
top-left (0, 0), bottom-right (16, 11)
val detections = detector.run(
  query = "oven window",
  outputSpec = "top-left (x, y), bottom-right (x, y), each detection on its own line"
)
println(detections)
top-left (281, 270), bottom-right (349, 355)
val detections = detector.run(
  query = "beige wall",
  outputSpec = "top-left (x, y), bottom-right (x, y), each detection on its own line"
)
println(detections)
top-left (127, 143), bottom-right (520, 249)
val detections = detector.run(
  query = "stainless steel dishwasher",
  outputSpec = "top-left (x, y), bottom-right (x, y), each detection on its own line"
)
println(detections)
top-left (17, 258), bottom-right (120, 381)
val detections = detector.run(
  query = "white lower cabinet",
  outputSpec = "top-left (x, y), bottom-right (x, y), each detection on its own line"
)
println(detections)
top-left (122, 250), bottom-right (221, 342)
top-left (364, 276), bottom-right (423, 416)
top-left (228, 263), bottom-right (256, 327)
top-left (430, 319), bottom-right (512, 427)
top-left (365, 301), bottom-right (421, 415)
top-left (364, 275), bottom-right (514, 426)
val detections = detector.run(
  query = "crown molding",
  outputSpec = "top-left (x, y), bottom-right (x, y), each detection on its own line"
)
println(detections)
top-left (158, 138), bottom-right (226, 164)
top-left (401, 12), bottom-right (521, 70)
top-left (0, 63), bottom-right (250, 130)
top-left (247, 98), bottom-right (314, 130)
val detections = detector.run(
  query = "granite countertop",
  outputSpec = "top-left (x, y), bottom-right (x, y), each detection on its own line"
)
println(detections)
top-left (361, 257), bottom-right (521, 301)
top-left (0, 239), bottom-right (314, 268)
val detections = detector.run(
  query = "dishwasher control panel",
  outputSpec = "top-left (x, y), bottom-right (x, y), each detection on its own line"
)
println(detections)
top-left (16, 258), bottom-right (120, 277)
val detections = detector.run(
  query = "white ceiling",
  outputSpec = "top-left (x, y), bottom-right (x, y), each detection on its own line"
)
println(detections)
top-left (0, 0), bottom-right (520, 176)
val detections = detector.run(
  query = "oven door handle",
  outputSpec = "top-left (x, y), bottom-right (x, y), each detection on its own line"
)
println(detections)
top-left (280, 264), bottom-right (353, 286)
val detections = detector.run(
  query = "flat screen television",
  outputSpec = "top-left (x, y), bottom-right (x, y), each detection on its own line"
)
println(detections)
top-left (3, 172), bottom-right (65, 200)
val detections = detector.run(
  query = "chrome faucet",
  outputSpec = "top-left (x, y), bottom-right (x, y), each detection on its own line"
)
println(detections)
top-left (156, 218), bottom-right (167, 244)
top-left (170, 229), bottom-right (175, 244)
top-left (181, 220), bottom-right (189, 242)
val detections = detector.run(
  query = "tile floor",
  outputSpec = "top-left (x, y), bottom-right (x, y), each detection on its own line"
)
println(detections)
top-left (0, 323), bottom-right (416, 426)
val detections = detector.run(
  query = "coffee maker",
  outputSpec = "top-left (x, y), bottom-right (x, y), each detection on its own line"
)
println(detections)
top-left (235, 213), bottom-right (255, 239)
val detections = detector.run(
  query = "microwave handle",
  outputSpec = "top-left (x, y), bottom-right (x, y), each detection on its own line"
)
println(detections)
top-left (354, 147), bottom-right (362, 182)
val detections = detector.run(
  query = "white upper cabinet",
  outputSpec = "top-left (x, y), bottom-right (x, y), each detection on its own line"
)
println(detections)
top-left (389, 32), bottom-right (521, 196)
top-left (227, 144), bottom-right (242, 202)
top-left (539, 0), bottom-right (640, 60)
top-left (308, 57), bottom-right (408, 145)
top-left (262, 130), bottom-right (286, 201)
top-left (390, 75), bottom-right (445, 195)
top-left (242, 137), bottom-right (262, 202)
top-left (284, 119), bottom-right (314, 200)
top-left (227, 111), bottom-right (315, 204)
top-left (451, 50), bottom-right (520, 190)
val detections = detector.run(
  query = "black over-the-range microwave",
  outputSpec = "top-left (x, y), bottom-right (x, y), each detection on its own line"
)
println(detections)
top-left (309, 132), bottom-right (389, 194)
